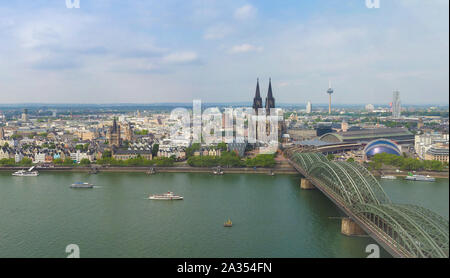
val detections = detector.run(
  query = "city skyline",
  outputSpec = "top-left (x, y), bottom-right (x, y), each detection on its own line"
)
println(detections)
top-left (0, 0), bottom-right (448, 105)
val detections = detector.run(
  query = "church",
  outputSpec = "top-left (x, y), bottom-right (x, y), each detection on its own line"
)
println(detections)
top-left (252, 78), bottom-right (285, 143)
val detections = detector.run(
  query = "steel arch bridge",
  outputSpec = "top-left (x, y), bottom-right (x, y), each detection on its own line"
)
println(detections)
top-left (285, 148), bottom-right (449, 258)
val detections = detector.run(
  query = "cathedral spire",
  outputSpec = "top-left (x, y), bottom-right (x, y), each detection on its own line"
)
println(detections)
top-left (265, 78), bottom-right (275, 113)
top-left (253, 78), bottom-right (263, 112)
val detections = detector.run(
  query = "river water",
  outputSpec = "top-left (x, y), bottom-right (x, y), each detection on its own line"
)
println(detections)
top-left (0, 172), bottom-right (447, 258)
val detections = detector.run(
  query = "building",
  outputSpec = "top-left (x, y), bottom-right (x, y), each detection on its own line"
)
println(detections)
top-left (363, 139), bottom-right (402, 158)
top-left (392, 91), bottom-right (401, 118)
top-left (113, 149), bottom-right (152, 160)
top-left (341, 119), bottom-right (349, 132)
top-left (425, 144), bottom-right (449, 163)
top-left (415, 132), bottom-right (449, 159)
top-left (0, 127), bottom-right (4, 140)
top-left (21, 108), bottom-right (28, 122)
top-left (123, 122), bottom-right (134, 142)
top-left (265, 78), bottom-right (275, 115)
top-left (365, 104), bottom-right (375, 112)
top-left (320, 127), bottom-right (414, 145)
top-left (306, 101), bottom-right (312, 114)
top-left (107, 118), bottom-right (121, 147)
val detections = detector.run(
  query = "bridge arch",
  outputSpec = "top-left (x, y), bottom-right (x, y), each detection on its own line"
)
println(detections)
top-left (354, 204), bottom-right (449, 258)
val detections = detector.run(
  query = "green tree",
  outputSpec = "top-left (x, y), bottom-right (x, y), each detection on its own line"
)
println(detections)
top-left (327, 154), bottom-right (335, 161)
top-left (63, 158), bottom-right (74, 165)
top-left (80, 158), bottom-right (91, 166)
top-left (20, 157), bottom-right (33, 166)
top-left (152, 144), bottom-right (159, 157)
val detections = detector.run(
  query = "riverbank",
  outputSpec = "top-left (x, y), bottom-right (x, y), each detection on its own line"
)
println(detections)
top-left (371, 169), bottom-right (449, 178)
top-left (0, 165), bottom-right (299, 175)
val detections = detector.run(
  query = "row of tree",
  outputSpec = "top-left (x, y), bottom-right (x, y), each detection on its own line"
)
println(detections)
top-left (368, 153), bottom-right (447, 172)
top-left (187, 152), bottom-right (276, 168)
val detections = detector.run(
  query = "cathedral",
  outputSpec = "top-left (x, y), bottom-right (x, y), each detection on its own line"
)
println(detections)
top-left (252, 78), bottom-right (285, 142)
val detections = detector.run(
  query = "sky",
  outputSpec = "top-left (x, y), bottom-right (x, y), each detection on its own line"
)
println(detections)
top-left (0, 0), bottom-right (448, 105)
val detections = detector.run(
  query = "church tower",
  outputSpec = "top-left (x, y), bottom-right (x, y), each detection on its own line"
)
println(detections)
top-left (107, 118), bottom-right (121, 147)
top-left (265, 78), bottom-right (275, 115)
top-left (252, 78), bottom-right (263, 114)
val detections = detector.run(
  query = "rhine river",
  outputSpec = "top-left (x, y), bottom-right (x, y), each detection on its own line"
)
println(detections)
top-left (0, 172), bottom-right (448, 258)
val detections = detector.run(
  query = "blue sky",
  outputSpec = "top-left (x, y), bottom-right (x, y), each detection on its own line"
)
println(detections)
top-left (0, 0), bottom-right (448, 104)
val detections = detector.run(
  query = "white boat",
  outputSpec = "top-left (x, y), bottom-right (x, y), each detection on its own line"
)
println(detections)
top-left (381, 175), bottom-right (397, 180)
top-left (70, 182), bottom-right (94, 188)
top-left (405, 174), bottom-right (436, 182)
top-left (12, 166), bottom-right (39, 177)
top-left (148, 191), bottom-right (183, 200)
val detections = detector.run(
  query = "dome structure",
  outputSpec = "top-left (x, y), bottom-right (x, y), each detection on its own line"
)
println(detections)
top-left (364, 139), bottom-right (401, 157)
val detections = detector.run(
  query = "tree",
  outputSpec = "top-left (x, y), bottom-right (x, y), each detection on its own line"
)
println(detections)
top-left (152, 144), bottom-right (159, 157)
top-left (347, 157), bottom-right (355, 163)
top-left (63, 158), bottom-right (74, 165)
top-left (20, 157), bottom-right (33, 166)
top-left (217, 142), bottom-right (227, 152)
top-left (53, 158), bottom-right (63, 165)
top-left (80, 158), bottom-right (91, 166)
top-left (327, 154), bottom-right (335, 161)
top-left (102, 150), bottom-right (112, 158)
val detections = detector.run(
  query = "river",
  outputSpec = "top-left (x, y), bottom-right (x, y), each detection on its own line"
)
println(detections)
top-left (0, 172), bottom-right (447, 258)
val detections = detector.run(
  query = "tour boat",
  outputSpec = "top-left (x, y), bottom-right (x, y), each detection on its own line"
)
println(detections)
top-left (12, 166), bottom-right (39, 177)
top-left (213, 167), bottom-right (224, 175)
top-left (405, 174), bottom-right (435, 182)
top-left (224, 219), bottom-right (233, 227)
top-left (381, 175), bottom-right (396, 180)
top-left (148, 191), bottom-right (183, 200)
top-left (70, 182), bottom-right (94, 188)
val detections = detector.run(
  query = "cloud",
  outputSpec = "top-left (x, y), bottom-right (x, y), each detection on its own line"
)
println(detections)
top-left (229, 44), bottom-right (263, 54)
top-left (234, 4), bottom-right (257, 20)
top-left (203, 24), bottom-right (233, 40)
top-left (162, 51), bottom-right (199, 64)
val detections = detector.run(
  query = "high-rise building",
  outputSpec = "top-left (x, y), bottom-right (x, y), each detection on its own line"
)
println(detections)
top-left (392, 91), bottom-right (401, 118)
top-left (21, 108), bottom-right (28, 122)
top-left (0, 127), bottom-right (4, 140)
top-left (326, 81), bottom-right (333, 114)
top-left (306, 101), bottom-right (312, 114)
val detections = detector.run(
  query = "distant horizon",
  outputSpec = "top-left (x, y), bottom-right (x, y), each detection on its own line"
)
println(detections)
top-left (0, 102), bottom-right (448, 108)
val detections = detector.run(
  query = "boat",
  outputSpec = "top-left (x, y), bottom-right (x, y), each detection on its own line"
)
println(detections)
top-left (381, 175), bottom-right (397, 180)
top-left (146, 168), bottom-right (156, 175)
top-left (148, 191), bottom-right (183, 200)
top-left (70, 182), bottom-right (94, 188)
top-left (405, 173), bottom-right (435, 182)
top-left (12, 166), bottom-right (39, 177)
top-left (268, 171), bottom-right (275, 176)
top-left (213, 167), bottom-right (224, 175)
top-left (224, 219), bottom-right (233, 227)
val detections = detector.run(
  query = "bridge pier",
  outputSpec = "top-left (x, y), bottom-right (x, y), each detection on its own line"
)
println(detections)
top-left (341, 218), bottom-right (366, 236)
top-left (300, 178), bottom-right (315, 190)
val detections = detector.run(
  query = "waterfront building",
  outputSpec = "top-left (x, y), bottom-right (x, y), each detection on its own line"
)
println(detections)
top-left (113, 149), bottom-right (152, 160)
top-left (425, 144), bottom-right (449, 163)
top-left (415, 132), bottom-right (449, 160)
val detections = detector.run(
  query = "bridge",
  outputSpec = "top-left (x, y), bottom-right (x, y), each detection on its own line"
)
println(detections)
top-left (284, 147), bottom-right (449, 258)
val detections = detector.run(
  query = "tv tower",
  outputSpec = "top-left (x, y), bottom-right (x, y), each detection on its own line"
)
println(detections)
top-left (327, 80), bottom-right (334, 114)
